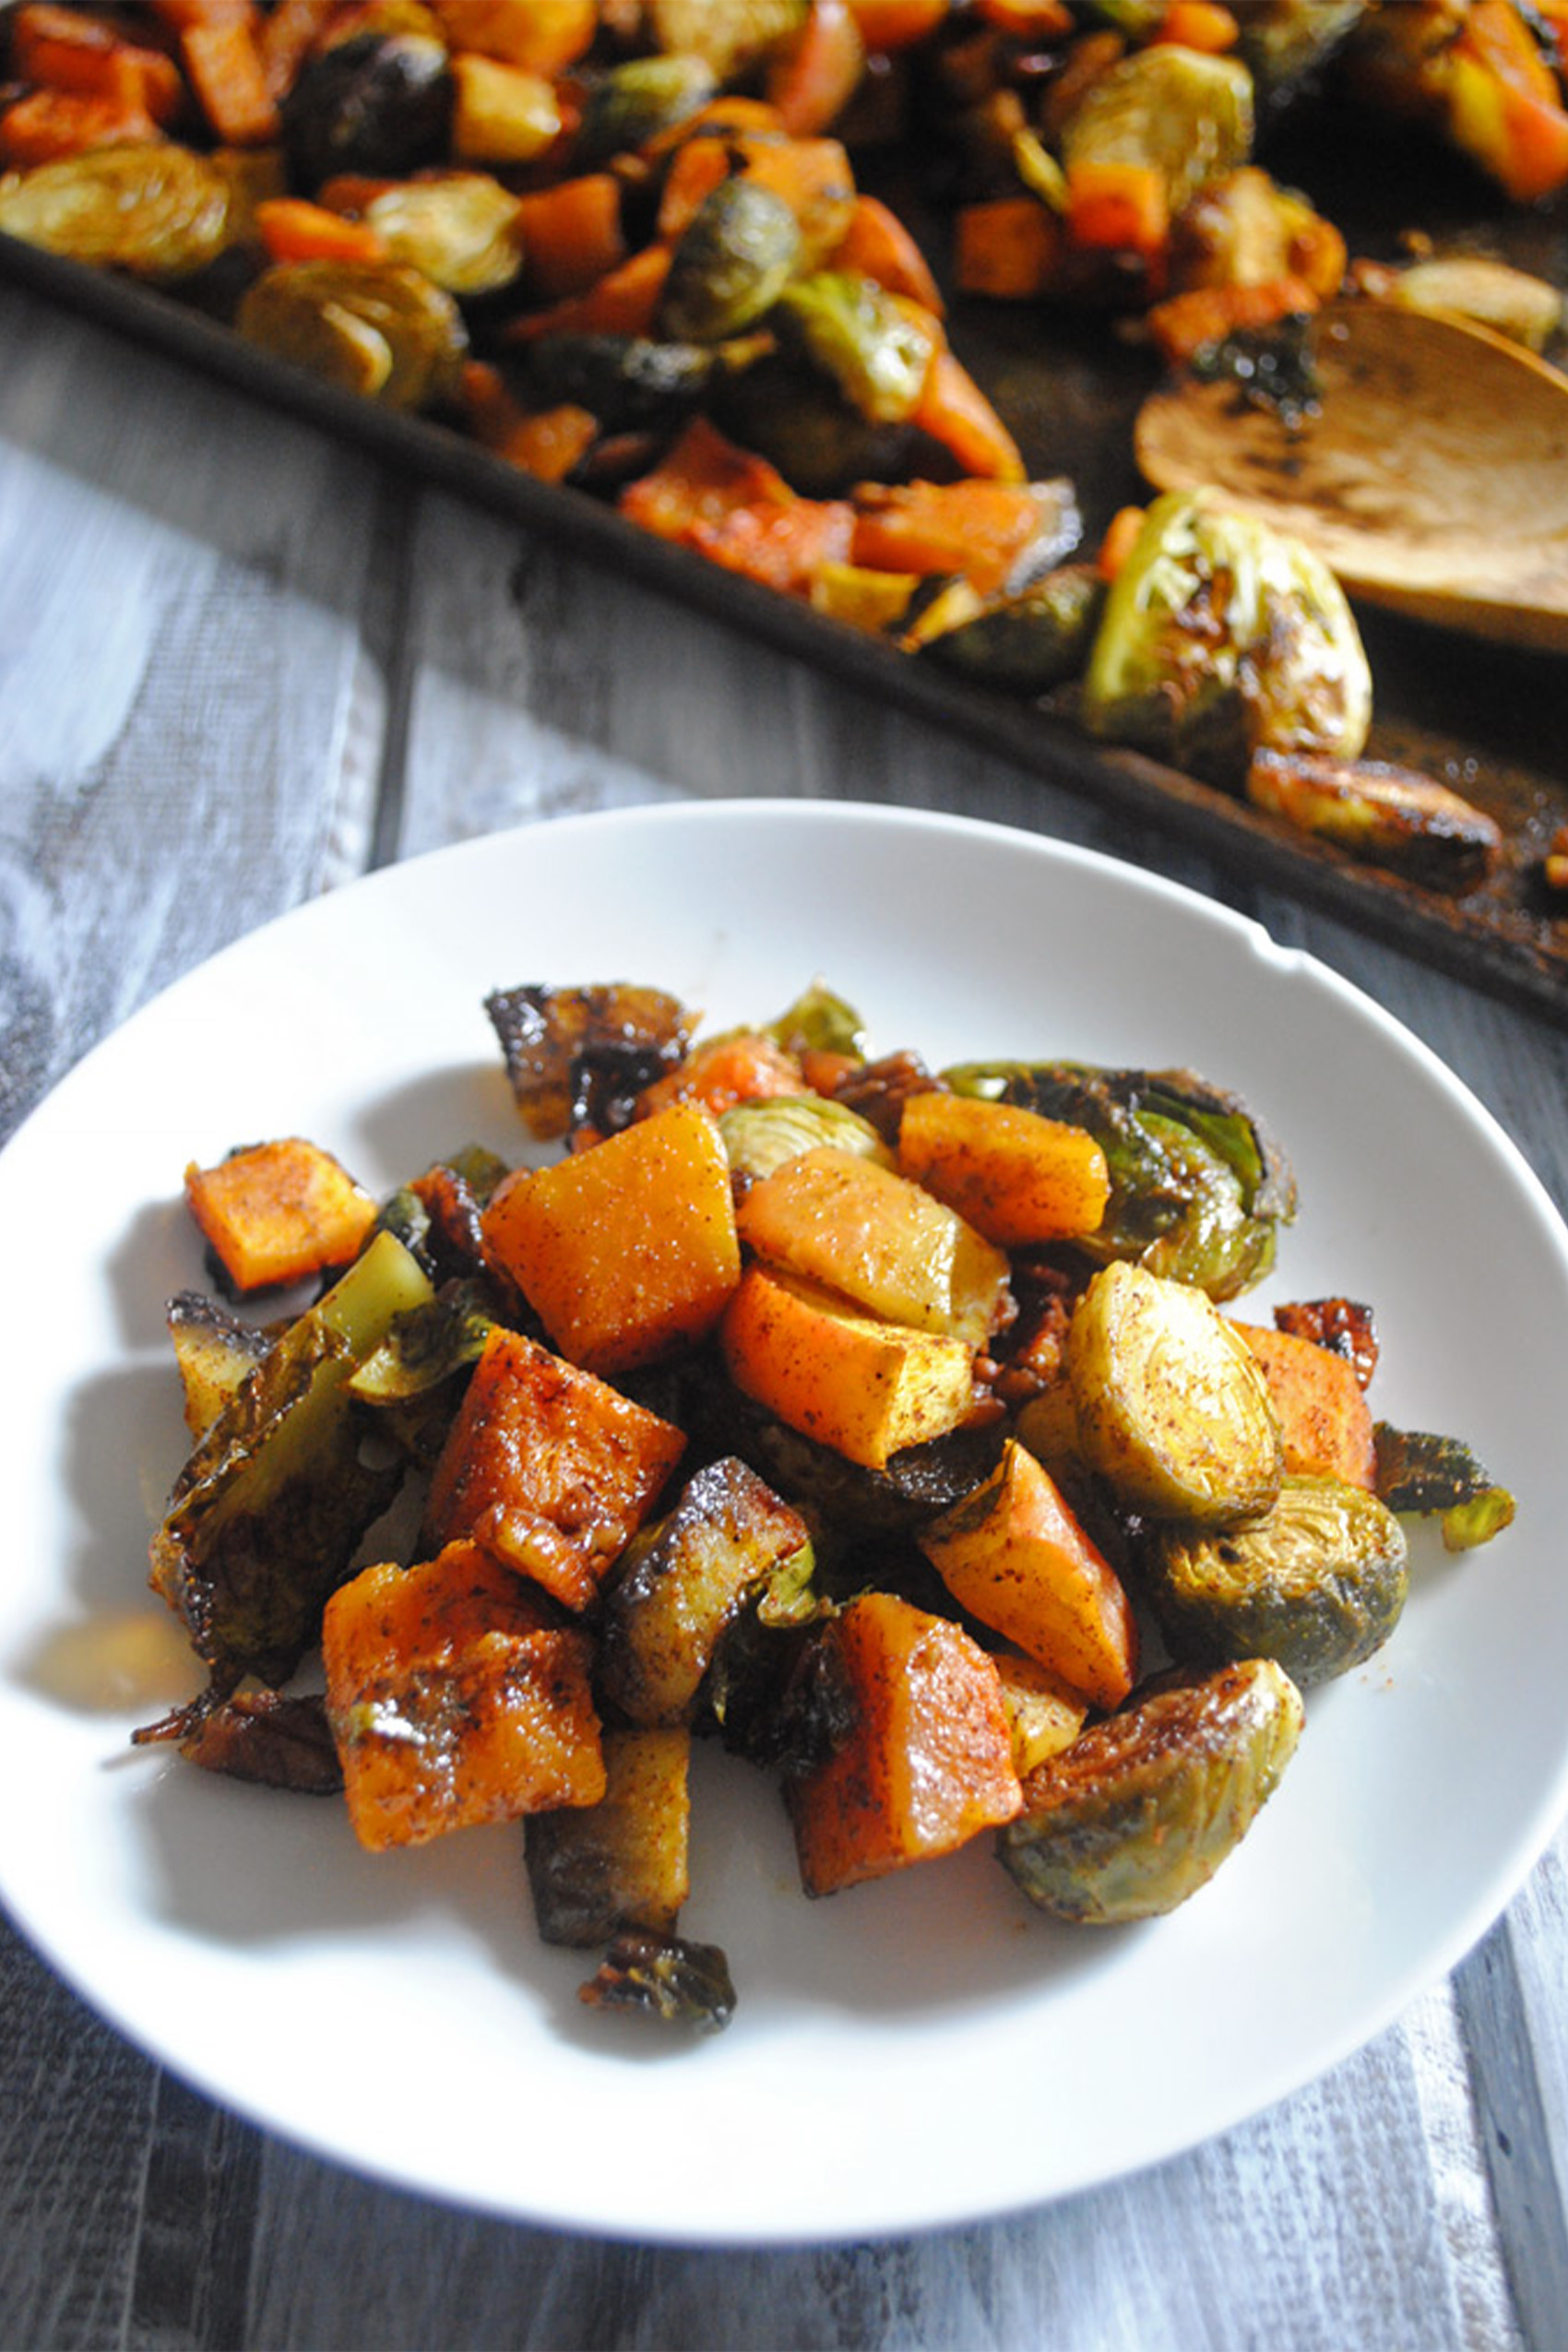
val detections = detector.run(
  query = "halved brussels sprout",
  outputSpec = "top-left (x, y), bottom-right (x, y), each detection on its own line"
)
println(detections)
top-left (1059, 46), bottom-right (1255, 220)
top-left (659, 175), bottom-right (803, 342)
top-left (513, 331), bottom-right (715, 434)
top-left (719, 1094), bottom-right (893, 1185)
top-left (941, 1060), bottom-right (1295, 1300)
top-left (996, 1657), bottom-right (1303, 1923)
top-left (236, 260), bottom-right (468, 410)
top-left (573, 54), bottom-right (719, 166)
top-left (281, 31), bottom-right (455, 189)
top-left (0, 144), bottom-right (238, 280)
top-left (1081, 492), bottom-right (1373, 789)
top-left (1066, 1259), bottom-right (1284, 1524)
top-left (913, 563), bottom-right (1104, 695)
top-left (765, 980), bottom-right (869, 1061)
top-left (1147, 1471), bottom-right (1408, 1686)
top-left (770, 269), bottom-right (938, 426)
top-left (647, 0), bottom-right (807, 77)
top-left (362, 171), bottom-right (524, 296)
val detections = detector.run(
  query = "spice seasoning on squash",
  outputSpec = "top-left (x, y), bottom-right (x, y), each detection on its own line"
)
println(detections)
top-left (1230, 1323), bottom-right (1378, 1490)
top-left (183, 1135), bottom-right (379, 1294)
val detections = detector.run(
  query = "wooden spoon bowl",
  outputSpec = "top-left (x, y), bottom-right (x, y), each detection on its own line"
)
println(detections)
top-left (1135, 303), bottom-right (1568, 654)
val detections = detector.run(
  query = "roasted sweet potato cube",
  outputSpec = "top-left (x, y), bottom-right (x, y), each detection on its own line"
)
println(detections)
top-left (423, 1325), bottom-right (685, 1610)
top-left (322, 1540), bottom-right (605, 1852)
top-left (721, 1264), bottom-right (976, 1471)
top-left (184, 1136), bottom-right (378, 1293)
top-left (597, 1455), bottom-right (814, 1726)
top-left (918, 1438), bottom-right (1137, 1710)
top-left (525, 1724), bottom-right (691, 1946)
top-left (897, 1091), bottom-right (1111, 1248)
top-left (786, 1592), bottom-right (1023, 1897)
top-left (1231, 1322), bottom-right (1378, 1489)
top-left (481, 1099), bottom-right (742, 1376)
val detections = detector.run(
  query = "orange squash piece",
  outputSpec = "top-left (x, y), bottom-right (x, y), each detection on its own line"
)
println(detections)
top-left (323, 1539), bottom-right (605, 1852)
top-left (434, 0), bottom-right (597, 77)
top-left (720, 1263), bottom-right (976, 1469)
top-left (897, 1090), bottom-right (1110, 1249)
top-left (181, 18), bottom-right (281, 145)
top-left (183, 1136), bottom-right (379, 1293)
top-left (952, 196), bottom-right (1062, 301)
top-left (849, 479), bottom-right (1071, 599)
top-left (1230, 1323), bottom-right (1378, 1489)
top-left (619, 414), bottom-right (797, 541)
top-left (919, 1438), bottom-right (1138, 1709)
top-left (481, 1100), bottom-right (742, 1376)
top-left (423, 1325), bottom-right (686, 1610)
top-left (515, 172), bottom-right (627, 303)
top-left (785, 1591), bottom-right (1023, 1896)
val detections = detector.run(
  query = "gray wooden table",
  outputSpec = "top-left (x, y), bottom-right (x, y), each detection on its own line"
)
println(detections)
top-left (2, 277), bottom-right (1566, 2352)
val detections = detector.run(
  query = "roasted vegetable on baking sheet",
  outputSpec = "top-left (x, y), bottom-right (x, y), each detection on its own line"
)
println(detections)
top-left (135, 976), bottom-right (1515, 2031)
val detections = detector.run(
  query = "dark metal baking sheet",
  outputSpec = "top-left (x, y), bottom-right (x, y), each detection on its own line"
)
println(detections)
top-left (2, 108), bottom-right (1564, 1024)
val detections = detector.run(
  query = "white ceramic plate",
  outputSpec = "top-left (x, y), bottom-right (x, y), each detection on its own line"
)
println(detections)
top-left (4, 800), bottom-right (1568, 2245)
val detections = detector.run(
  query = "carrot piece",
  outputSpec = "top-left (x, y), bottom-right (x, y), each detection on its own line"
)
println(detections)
top-left (846, 0), bottom-right (950, 52)
top-left (0, 89), bottom-right (160, 166)
top-left (423, 1326), bottom-right (687, 1610)
top-left (829, 191), bottom-right (944, 313)
top-left (323, 1542), bottom-right (605, 1851)
top-left (784, 1592), bottom-right (1023, 1896)
top-left (1153, 2), bottom-right (1240, 52)
top-left (432, 0), bottom-right (597, 77)
top-left (1096, 503), bottom-right (1146, 580)
top-left (1449, 51), bottom-right (1568, 203)
top-left (766, 0), bottom-right (866, 136)
top-left (688, 498), bottom-right (857, 598)
top-left (1145, 272), bottom-right (1320, 365)
top-left (501, 243), bottom-right (672, 346)
top-left (183, 1136), bottom-right (379, 1294)
top-left (498, 401), bottom-right (600, 481)
top-left (255, 196), bottom-right (390, 265)
top-left (181, 18), bottom-right (281, 145)
top-left (1065, 158), bottom-right (1170, 256)
top-left (619, 414), bottom-right (798, 540)
top-left (849, 478), bottom-right (1062, 598)
top-left (515, 172), bottom-right (627, 303)
top-left (952, 196), bottom-right (1061, 300)
top-left (8, 6), bottom-right (186, 124)
top-left (920, 1439), bottom-right (1139, 1709)
top-left (914, 345), bottom-right (1028, 482)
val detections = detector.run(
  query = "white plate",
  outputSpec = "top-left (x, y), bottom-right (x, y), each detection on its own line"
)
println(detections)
top-left (4, 800), bottom-right (1568, 2244)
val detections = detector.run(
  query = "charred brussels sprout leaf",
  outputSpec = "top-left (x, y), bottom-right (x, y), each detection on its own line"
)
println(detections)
top-left (765, 980), bottom-right (868, 1061)
top-left (1147, 1472), bottom-right (1408, 1685)
top-left (943, 1059), bottom-right (1294, 1299)
top-left (0, 144), bottom-right (238, 280)
top-left (484, 981), bottom-right (695, 1140)
top-left (577, 1929), bottom-right (737, 2033)
top-left (512, 332), bottom-right (714, 434)
top-left (1081, 493), bottom-right (1372, 789)
top-left (347, 1277), bottom-right (499, 1404)
top-left (997, 1658), bottom-right (1303, 1923)
top-left (236, 261), bottom-right (468, 411)
top-left (916, 564), bottom-right (1105, 696)
top-left (1374, 1424), bottom-right (1517, 1552)
top-left (136, 1689), bottom-right (345, 1793)
top-left (659, 176), bottom-right (803, 343)
top-left (280, 32), bottom-right (455, 188)
top-left (149, 1231), bottom-right (434, 1691)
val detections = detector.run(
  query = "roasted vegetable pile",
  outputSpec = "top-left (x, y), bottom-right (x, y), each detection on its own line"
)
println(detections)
top-left (1, 4), bottom-right (1560, 887)
top-left (137, 979), bottom-right (1515, 2032)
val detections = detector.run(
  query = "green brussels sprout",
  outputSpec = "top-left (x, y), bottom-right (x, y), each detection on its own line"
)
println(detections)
top-left (771, 270), bottom-right (936, 425)
top-left (280, 32), bottom-right (454, 189)
top-left (765, 980), bottom-right (869, 1061)
top-left (0, 143), bottom-right (237, 280)
top-left (914, 562), bottom-right (1104, 695)
top-left (941, 1059), bottom-right (1295, 1300)
top-left (513, 331), bottom-right (714, 434)
top-left (996, 1657), bottom-right (1304, 1923)
top-left (1067, 1259), bottom-right (1285, 1524)
top-left (719, 1096), bottom-right (893, 1185)
top-left (713, 351), bottom-right (914, 494)
top-left (1081, 492), bottom-right (1373, 788)
top-left (1060, 46), bottom-right (1255, 219)
top-left (1146, 1472), bottom-right (1408, 1686)
top-left (236, 261), bottom-right (468, 410)
top-left (362, 171), bottom-right (524, 296)
top-left (647, 0), bottom-right (808, 77)
top-left (573, 55), bottom-right (719, 167)
top-left (659, 175), bottom-right (803, 343)
top-left (1373, 1424), bottom-right (1517, 1552)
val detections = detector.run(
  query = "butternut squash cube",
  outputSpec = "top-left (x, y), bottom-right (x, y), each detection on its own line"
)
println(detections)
top-left (322, 1540), bottom-right (605, 1852)
top-left (919, 1438), bottom-right (1138, 1709)
top-left (734, 1144), bottom-right (1010, 1345)
top-left (183, 1135), bottom-right (378, 1293)
top-left (449, 51), bottom-right (562, 163)
top-left (1231, 1323), bottom-right (1378, 1489)
top-left (897, 1091), bottom-right (1111, 1248)
top-left (786, 1592), bottom-right (1023, 1896)
top-left (525, 1724), bottom-right (691, 1946)
top-left (481, 1099), bottom-right (742, 1376)
top-left (720, 1263), bottom-right (976, 1470)
top-left (423, 1325), bottom-right (685, 1610)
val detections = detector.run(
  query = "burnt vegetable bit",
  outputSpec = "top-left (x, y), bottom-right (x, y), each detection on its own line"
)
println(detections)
top-left (1373, 1423), bottom-right (1519, 1551)
top-left (577, 1929), bottom-right (738, 2033)
top-left (135, 1689), bottom-right (345, 1795)
top-left (484, 981), bottom-right (696, 1142)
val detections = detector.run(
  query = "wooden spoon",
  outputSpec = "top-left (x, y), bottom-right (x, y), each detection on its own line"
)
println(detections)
top-left (1134, 302), bottom-right (1568, 654)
